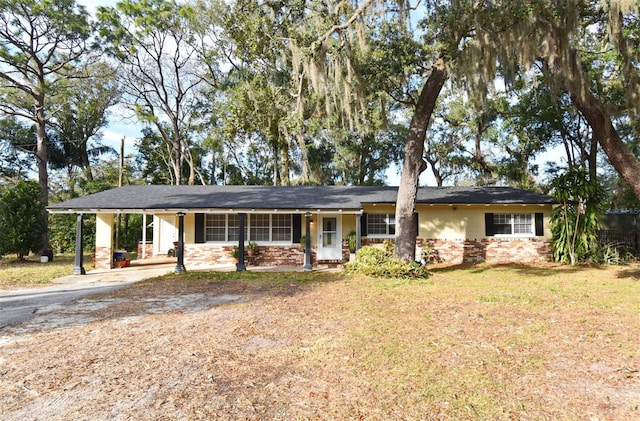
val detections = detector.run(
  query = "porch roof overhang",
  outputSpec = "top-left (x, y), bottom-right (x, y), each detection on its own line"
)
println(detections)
top-left (48, 208), bottom-right (366, 215)
top-left (47, 184), bottom-right (557, 214)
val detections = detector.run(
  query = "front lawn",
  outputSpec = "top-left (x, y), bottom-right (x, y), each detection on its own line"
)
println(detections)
top-left (0, 254), bottom-right (79, 288)
top-left (1, 263), bottom-right (639, 420)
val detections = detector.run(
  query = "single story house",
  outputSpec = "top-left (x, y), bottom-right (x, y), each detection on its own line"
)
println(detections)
top-left (47, 185), bottom-right (557, 273)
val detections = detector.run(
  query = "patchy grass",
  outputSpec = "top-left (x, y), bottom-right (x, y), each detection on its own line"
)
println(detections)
top-left (1, 263), bottom-right (640, 420)
top-left (0, 254), bottom-right (82, 288)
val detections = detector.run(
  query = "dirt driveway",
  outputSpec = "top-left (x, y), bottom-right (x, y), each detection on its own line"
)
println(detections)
top-left (0, 270), bottom-right (349, 420)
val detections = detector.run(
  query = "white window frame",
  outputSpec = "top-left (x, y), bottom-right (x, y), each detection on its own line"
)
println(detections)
top-left (366, 213), bottom-right (396, 238)
top-left (249, 214), bottom-right (271, 242)
top-left (205, 214), bottom-right (226, 242)
top-left (204, 213), bottom-right (293, 244)
top-left (493, 213), bottom-right (535, 237)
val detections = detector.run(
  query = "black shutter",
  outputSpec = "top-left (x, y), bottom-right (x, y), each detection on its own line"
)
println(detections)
top-left (485, 213), bottom-right (495, 236)
top-left (195, 213), bottom-right (205, 243)
top-left (292, 214), bottom-right (302, 243)
top-left (414, 212), bottom-right (419, 237)
top-left (360, 213), bottom-right (368, 236)
top-left (535, 212), bottom-right (544, 236)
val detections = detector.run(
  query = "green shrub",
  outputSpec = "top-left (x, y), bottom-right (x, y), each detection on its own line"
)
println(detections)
top-left (589, 242), bottom-right (635, 265)
top-left (346, 230), bottom-right (357, 252)
top-left (0, 181), bottom-right (46, 259)
top-left (345, 245), bottom-right (430, 279)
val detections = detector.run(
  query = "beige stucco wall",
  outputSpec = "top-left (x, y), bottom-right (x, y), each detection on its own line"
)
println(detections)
top-left (184, 213), bottom-right (195, 243)
top-left (145, 205), bottom-right (552, 257)
top-left (95, 213), bottom-right (114, 269)
top-left (126, 204), bottom-right (554, 266)
top-left (417, 204), bottom-right (552, 240)
top-left (358, 203), bottom-right (553, 240)
top-left (341, 214), bottom-right (357, 238)
top-left (307, 214), bottom-right (318, 246)
top-left (362, 204), bottom-right (396, 215)
top-left (96, 213), bottom-right (114, 248)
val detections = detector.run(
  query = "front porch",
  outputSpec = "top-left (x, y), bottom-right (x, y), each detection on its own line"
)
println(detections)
top-left (72, 209), bottom-right (364, 275)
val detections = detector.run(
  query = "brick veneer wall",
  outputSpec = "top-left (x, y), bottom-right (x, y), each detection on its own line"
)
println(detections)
top-left (258, 245), bottom-right (309, 266)
top-left (184, 244), bottom-right (236, 268)
top-left (360, 237), bottom-right (551, 264)
top-left (418, 238), bottom-right (552, 264)
top-left (136, 237), bottom-right (550, 269)
top-left (183, 244), bottom-right (314, 268)
top-left (137, 241), bottom-right (154, 259)
top-left (95, 246), bottom-right (112, 269)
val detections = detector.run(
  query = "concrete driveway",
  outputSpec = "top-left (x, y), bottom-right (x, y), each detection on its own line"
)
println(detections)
top-left (0, 263), bottom-right (177, 329)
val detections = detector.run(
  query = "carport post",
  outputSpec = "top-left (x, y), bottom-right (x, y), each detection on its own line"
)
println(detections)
top-left (236, 213), bottom-right (247, 272)
top-left (355, 211), bottom-right (362, 251)
top-left (174, 212), bottom-right (186, 273)
top-left (72, 213), bottom-right (86, 275)
top-left (304, 212), bottom-right (312, 271)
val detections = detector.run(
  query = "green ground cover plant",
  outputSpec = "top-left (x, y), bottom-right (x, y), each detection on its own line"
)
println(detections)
top-left (345, 243), bottom-right (430, 279)
top-left (0, 254), bottom-right (79, 288)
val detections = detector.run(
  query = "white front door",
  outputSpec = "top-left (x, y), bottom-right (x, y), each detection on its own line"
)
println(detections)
top-left (157, 216), bottom-right (176, 255)
top-left (317, 214), bottom-right (342, 260)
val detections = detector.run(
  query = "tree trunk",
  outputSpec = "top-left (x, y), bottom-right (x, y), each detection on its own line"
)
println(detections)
top-left (358, 137), bottom-right (367, 185)
top-left (395, 57), bottom-right (447, 262)
top-left (185, 141), bottom-right (196, 185)
top-left (294, 132), bottom-right (312, 184)
top-left (551, 50), bottom-right (640, 199)
top-left (175, 135), bottom-right (182, 185)
top-left (424, 155), bottom-right (444, 186)
top-left (433, 168), bottom-right (443, 187)
top-left (281, 141), bottom-right (290, 186)
top-left (80, 145), bottom-right (94, 182)
top-left (569, 88), bottom-right (640, 199)
top-left (272, 140), bottom-right (280, 186)
top-left (35, 96), bottom-right (49, 251)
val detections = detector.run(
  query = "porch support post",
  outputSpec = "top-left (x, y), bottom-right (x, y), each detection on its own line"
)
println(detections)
top-left (304, 212), bottom-right (312, 271)
top-left (236, 212), bottom-right (246, 272)
top-left (355, 211), bottom-right (362, 251)
top-left (72, 213), bottom-right (86, 275)
top-left (174, 212), bottom-right (186, 273)
top-left (141, 214), bottom-right (147, 259)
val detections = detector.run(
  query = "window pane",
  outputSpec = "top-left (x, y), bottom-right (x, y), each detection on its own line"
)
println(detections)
top-left (228, 214), bottom-right (247, 242)
top-left (250, 214), bottom-right (270, 241)
top-left (205, 214), bottom-right (226, 241)
top-left (368, 214), bottom-right (388, 235)
top-left (513, 214), bottom-right (532, 234)
top-left (367, 213), bottom-right (395, 235)
top-left (322, 217), bottom-right (338, 247)
top-left (271, 214), bottom-right (292, 241)
top-left (323, 232), bottom-right (336, 246)
top-left (492, 213), bottom-right (532, 235)
top-left (388, 215), bottom-right (396, 235)
top-left (493, 214), bottom-right (512, 235)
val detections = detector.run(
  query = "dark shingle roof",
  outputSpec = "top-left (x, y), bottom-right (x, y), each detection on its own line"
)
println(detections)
top-left (47, 185), bottom-right (556, 213)
top-left (415, 186), bottom-right (557, 204)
